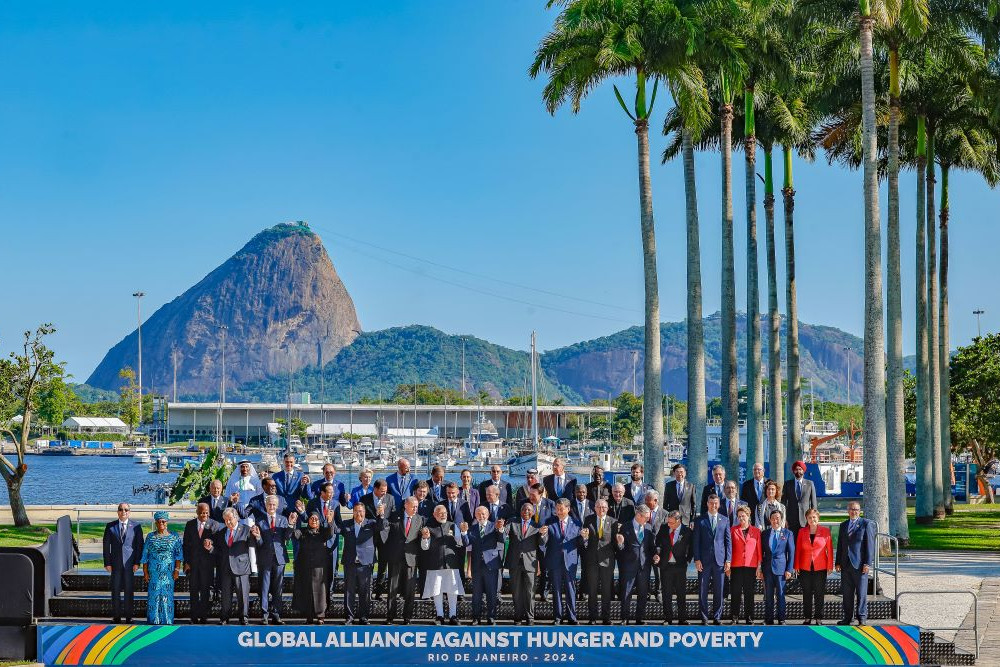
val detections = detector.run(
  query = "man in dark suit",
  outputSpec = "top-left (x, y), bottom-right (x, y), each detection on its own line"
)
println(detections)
top-left (386, 458), bottom-right (418, 505)
top-left (542, 499), bottom-right (583, 624)
top-left (481, 484), bottom-right (513, 523)
top-left (335, 503), bottom-right (389, 624)
top-left (426, 465), bottom-right (447, 503)
top-left (102, 502), bottom-right (144, 624)
top-left (461, 505), bottom-right (505, 624)
top-left (654, 510), bottom-right (694, 624)
top-left (360, 480), bottom-right (397, 598)
top-left (581, 499), bottom-right (617, 624)
top-left (243, 477), bottom-right (289, 523)
top-left (309, 463), bottom-right (349, 506)
top-left (205, 507), bottom-right (260, 625)
top-left (271, 453), bottom-right (310, 509)
top-left (721, 481), bottom-right (748, 530)
top-left (198, 479), bottom-right (237, 523)
top-left (438, 482), bottom-right (474, 525)
top-left (503, 501), bottom-right (547, 625)
top-left (624, 463), bottom-right (652, 505)
top-left (616, 504), bottom-right (657, 624)
top-left (781, 460), bottom-right (818, 536)
top-left (570, 483), bottom-right (594, 523)
top-left (586, 465), bottom-right (612, 503)
top-left (256, 496), bottom-right (295, 624)
top-left (478, 464), bottom-right (514, 507)
top-left (643, 490), bottom-right (669, 601)
top-left (701, 465), bottom-right (728, 516)
top-left (303, 481), bottom-right (341, 599)
top-left (664, 463), bottom-right (697, 526)
top-left (836, 501), bottom-right (876, 626)
top-left (384, 497), bottom-right (425, 624)
top-left (543, 457), bottom-right (577, 501)
top-left (607, 484), bottom-right (636, 525)
top-left (413, 482), bottom-right (437, 519)
top-left (692, 494), bottom-right (732, 624)
top-left (741, 462), bottom-right (767, 520)
top-left (526, 484), bottom-right (555, 600)
top-left (761, 508), bottom-right (795, 625)
top-left (514, 469), bottom-right (540, 510)
top-left (183, 502), bottom-right (222, 624)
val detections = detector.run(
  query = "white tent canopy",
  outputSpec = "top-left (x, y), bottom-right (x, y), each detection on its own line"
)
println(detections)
top-left (61, 416), bottom-right (129, 433)
top-left (266, 422), bottom-right (378, 438)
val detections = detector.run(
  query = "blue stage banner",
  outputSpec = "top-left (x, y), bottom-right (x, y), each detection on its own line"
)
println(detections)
top-left (39, 623), bottom-right (921, 667)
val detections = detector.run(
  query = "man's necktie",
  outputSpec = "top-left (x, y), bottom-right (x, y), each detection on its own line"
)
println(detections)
top-left (598, 519), bottom-right (603, 538)
top-left (405, 516), bottom-right (411, 536)
top-left (638, 525), bottom-right (644, 542)
top-left (270, 517), bottom-right (275, 530)
top-left (522, 520), bottom-right (528, 536)
top-left (710, 515), bottom-right (717, 532)
top-left (198, 523), bottom-right (203, 539)
top-left (556, 478), bottom-right (562, 495)
top-left (796, 480), bottom-right (802, 500)
top-left (480, 524), bottom-right (486, 538)
top-left (227, 531), bottom-right (234, 547)
top-left (771, 531), bottom-right (778, 553)
top-left (120, 523), bottom-right (126, 542)
top-left (560, 520), bottom-right (566, 537)
top-left (534, 507), bottom-right (539, 522)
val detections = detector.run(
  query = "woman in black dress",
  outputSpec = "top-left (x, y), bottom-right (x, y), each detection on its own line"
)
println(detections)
top-left (293, 511), bottom-right (335, 624)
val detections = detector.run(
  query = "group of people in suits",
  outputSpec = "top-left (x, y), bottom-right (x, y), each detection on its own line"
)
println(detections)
top-left (102, 455), bottom-right (877, 628)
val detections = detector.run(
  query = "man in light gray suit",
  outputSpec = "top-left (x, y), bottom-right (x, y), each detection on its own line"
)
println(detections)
top-left (781, 460), bottom-right (818, 535)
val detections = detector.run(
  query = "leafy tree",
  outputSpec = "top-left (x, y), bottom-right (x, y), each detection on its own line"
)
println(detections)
top-left (949, 334), bottom-right (1000, 502)
top-left (118, 367), bottom-right (140, 434)
top-left (275, 417), bottom-right (309, 442)
top-left (36, 375), bottom-right (74, 427)
top-left (0, 325), bottom-right (62, 526)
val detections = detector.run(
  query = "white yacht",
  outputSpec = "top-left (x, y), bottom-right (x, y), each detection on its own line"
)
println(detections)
top-left (302, 449), bottom-right (331, 475)
top-left (132, 447), bottom-right (150, 464)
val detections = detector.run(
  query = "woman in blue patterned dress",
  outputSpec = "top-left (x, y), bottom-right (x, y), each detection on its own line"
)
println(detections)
top-left (140, 510), bottom-right (183, 625)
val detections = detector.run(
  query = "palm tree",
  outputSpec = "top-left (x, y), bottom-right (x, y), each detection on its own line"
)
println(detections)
top-left (530, 0), bottom-right (710, 491)
top-left (914, 114), bottom-right (935, 523)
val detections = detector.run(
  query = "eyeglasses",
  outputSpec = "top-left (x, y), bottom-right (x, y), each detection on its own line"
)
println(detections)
top-left (118, 508), bottom-right (131, 512)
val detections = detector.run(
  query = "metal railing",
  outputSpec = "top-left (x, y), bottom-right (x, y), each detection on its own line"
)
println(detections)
top-left (897, 591), bottom-right (980, 660)
top-left (873, 528), bottom-right (899, 600)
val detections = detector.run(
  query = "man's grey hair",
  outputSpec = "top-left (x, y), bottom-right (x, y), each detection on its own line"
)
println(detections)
top-left (635, 505), bottom-right (651, 517)
top-left (265, 496), bottom-right (279, 508)
top-left (556, 498), bottom-right (571, 509)
top-left (667, 510), bottom-right (682, 522)
top-left (712, 464), bottom-right (726, 474)
top-left (404, 496), bottom-right (418, 508)
top-left (645, 490), bottom-right (660, 501)
top-left (612, 483), bottom-right (626, 492)
top-left (595, 499), bottom-right (609, 510)
top-left (222, 507), bottom-right (239, 521)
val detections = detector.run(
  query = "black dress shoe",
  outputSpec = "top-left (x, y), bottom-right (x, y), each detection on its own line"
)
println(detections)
top-left (554, 618), bottom-right (562, 626)
top-left (434, 617), bottom-right (444, 625)
top-left (856, 619), bottom-right (866, 626)
top-left (567, 619), bottom-right (578, 626)
top-left (837, 620), bottom-right (851, 626)
top-left (272, 617), bottom-right (284, 625)
top-left (239, 618), bottom-right (249, 625)
top-left (701, 619), bottom-right (708, 626)
top-left (472, 619), bottom-right (481, 626)
top-left (345, 618), bottom-right (354, 625)
top-left (359, 619), bottom-right (370, 625)
top-left (713, 620), bottom-right (722, 626)
top-left (777, 620), bottom-right (785, 625)
top-left (487, 618), bottom-right (495, 625)
top-left (113, 618), bottom-right (122, 625)
top-left (220, 620), bottom-right (228, 625)
top-left (448, 617), bottom-right (459, 626)
top-left (745, 619), bottom-right (754, 625)
top-left (402, 618), bottom-right (411, 625)
top-left (125, 619), bottom-right (133, 625)
top-left (317, 618), bottom-right (325, 625)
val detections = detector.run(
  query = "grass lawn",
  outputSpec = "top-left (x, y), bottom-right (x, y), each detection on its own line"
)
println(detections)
top-left (904, 504), bottom-right (1000, 551)
top-left (0, 521), bottom-right (187, 547)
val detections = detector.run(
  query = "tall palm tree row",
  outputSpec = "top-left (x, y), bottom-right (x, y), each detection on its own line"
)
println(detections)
top-left (744, 84), bottom-right (765, 473)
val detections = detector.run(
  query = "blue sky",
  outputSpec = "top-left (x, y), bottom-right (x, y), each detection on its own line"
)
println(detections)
top-left (2, 2), bottom-right (997, 381)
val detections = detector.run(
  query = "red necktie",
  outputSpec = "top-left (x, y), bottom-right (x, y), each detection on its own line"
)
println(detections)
top-left (227, 531), bottom-right (234, 547)
top-left (198, 523), bottom-right (203, 539)
top-left (271, 517), bottom-right (275, 530)
top-left (405, 516), bottom-right (411, 536)
top-left (522, 520), bottom-right (528, 535)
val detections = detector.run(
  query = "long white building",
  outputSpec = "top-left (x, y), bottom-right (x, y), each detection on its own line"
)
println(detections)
top-left (159, 401), bottom-right (613, 445)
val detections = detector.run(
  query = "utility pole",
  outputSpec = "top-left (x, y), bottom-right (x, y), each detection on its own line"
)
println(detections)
top-left (632, 350), bottom-right (638, 396)
top-left (461, 338), bottom-right (466, 400)
top-left (171, 344), bottom-right (178, 403)
top-left (132, 291), bottom-right (145, 433)
top-left (217, 324), bottom-right (227, 449)
top-left (974, 309), bottom-right (985, 338)
top-left (530, 332), bottom-right (539, 451)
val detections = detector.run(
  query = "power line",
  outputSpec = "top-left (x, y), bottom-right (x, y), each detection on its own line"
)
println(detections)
top-left (311, 223), bottom-right (642, 315)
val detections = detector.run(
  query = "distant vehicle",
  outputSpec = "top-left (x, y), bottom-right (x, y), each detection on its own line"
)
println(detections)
top-left (133, 447), bottom-right (150, 464)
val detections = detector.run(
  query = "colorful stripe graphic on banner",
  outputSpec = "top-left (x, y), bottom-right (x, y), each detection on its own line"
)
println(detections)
top-left (811, 625), bottom-right (919, 665)
top-left (42, 624), bottom-right (179, 665)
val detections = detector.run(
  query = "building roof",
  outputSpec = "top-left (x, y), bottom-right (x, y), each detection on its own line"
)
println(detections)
top-left (62, 416), bottom-right (128, 429)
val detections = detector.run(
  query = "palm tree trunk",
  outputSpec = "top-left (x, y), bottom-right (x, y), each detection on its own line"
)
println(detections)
top-left (684, 129), bottom-right (708, 487)
top-left (783, 146), bottom-right (801, 472)
top-left (745, 89), bottom-right (764, 477)
top-left (635, 112), bottom-right (665, 492)
top-left (764, 147), bottom-right (785, 486)
top-left (926, 126), bottom-right (945, 517)
top-left (886, 48), bottom-right (909, 542)
top-left (915, 116), bottom-right (934, 524)
top-left (859, 14), bottom-right (889, 538)
top-left (720, 100), bottom-right (740, 480)
top-left (939, 163), bottom-right (953, 514)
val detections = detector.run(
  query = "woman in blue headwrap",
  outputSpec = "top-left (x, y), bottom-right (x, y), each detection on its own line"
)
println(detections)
top-left (140, 510), bottom-right (183, 624)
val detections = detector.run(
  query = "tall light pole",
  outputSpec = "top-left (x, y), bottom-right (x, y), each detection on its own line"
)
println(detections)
top-left (217, 324), bottom-right (228, 449)
top-left (132, 292), bottom-right (145, 432)
top-left (632, 350), bottom-right (638, 396)
top-left (171, 344), bottom-right (178, 403)
top-left (461, 338), bottom-right (466, 400)
top-left (843, 346), bottom-right (852, 404)
top-left (973, 309), bottom-right (985, 338)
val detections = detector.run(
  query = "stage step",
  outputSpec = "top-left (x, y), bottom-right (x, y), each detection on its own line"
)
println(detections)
top-left (48, 590), bottom-right (895, 622)
top-left (919, 630), bottom-right (977, 666)
top-left (61, 569), bottom-right (850, 596)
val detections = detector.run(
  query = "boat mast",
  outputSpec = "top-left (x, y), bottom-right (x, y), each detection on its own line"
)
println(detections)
top-left (531, 331), bottom-right (539, 452)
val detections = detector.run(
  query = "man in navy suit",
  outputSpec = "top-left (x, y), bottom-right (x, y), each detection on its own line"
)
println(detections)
top-left (693, 494), bottom-right (732, 624)
top-left (740, 462), bottom-right (768, 520)
top-left (242, 477), bottom-right (289, 523)
top-left (570, 483), bottom-right (594, 523)
top-left (102, 502), bottom-right (144, 624)
top-left (481, 485), bottom-right (513, 523)
top-left (543, 458), bottom-right (577, 501)
top-left (384, 497), bottom-right (425, 624)
top-left (836, 501), bottom-right (876, 625)
top-left (386, 458), bottom-right (418, 505)
top-left (198, 479), bottom-right (237, 523)
top-left (360, 480), bottom-right (398, 597)
top-left (477, 464), bottom-right (514, 507)
top-left (183, 503), bottom-right (223, 624)
top-left (542, 499), bottom-right (583, 624)
top-left (761, 509), bottom-right (795, 625)
top-left (205, 507), bottom-right (261, 625)
top-left (335, 502), bottom-right (389, 624)
top-left (664, 464), bottom-right (697, 526)
top-left (309, 463), bottom-right (348, 506)
top-left (701, 465), bottom-right (729, 516)
top-left (462, 505), bottom-right (505, 624)
top-left (256, 496), bottom-right (295, 624)
top-left (271, 453), bottom-right (310, 508)
top-left (616, 504), bottom-right (657, 624)
top-left (624, 463), bottom-right (653, 505)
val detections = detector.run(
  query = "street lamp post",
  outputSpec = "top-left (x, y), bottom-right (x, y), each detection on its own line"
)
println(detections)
top-left (973, 309), bottom-right (985, 338)
top-left (217, 324), bottom-right (228, 450)
top-left (132, 291), bottom-right (145, 435)
top-left (843, 346), bottom-right (852, 404)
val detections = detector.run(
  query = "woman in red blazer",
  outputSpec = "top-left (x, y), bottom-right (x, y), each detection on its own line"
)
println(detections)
top-left (794, 508), bottom-right (834, 624)
top-left (730, 505), bottom-right (762, 624)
